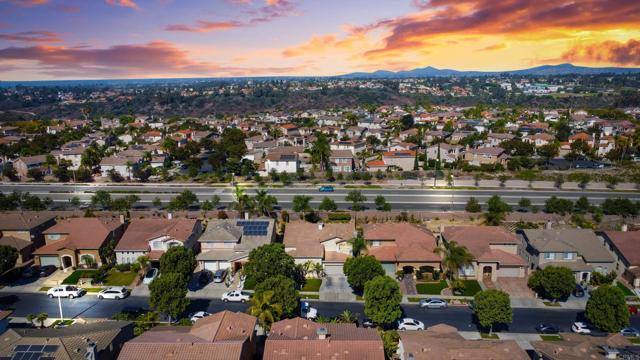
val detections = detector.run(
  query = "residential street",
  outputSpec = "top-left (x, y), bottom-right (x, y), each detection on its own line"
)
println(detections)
top-left (2, 292), bottom-right (639, 333)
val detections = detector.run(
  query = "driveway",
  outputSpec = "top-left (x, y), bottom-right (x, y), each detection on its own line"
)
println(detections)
top-left (496, 277), bottom-right (535, 298)
top-left (0, 269), bottom-right (67, 294)
top-left (319, 276), bottom-right (355, 301)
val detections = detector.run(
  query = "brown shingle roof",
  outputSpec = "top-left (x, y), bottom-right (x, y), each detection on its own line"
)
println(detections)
top-left (602, 231), bottom-right (640, 266)
top-left (0, 212), bottom-right (55, 231)
top-left (442, 226), bottom-right (525, 265)
top-left (283, 221), bottom-right (355, 259)
top-left (115, 218), bottom-right (199, 251)
top-left (531, 333), bottom-right (631, 360)
top-left (363, 223), bottom-right (440, 263)
top-left (0, 235), bottom-right (32, 251)
top-left (35, 217), bottom-right (123, 254)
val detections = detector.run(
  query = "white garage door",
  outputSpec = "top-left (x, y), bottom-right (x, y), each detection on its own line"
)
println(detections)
top-left (39, 256), bottom-right (59, 267)
top-left (498, 266), bottom-right (522, 277)
top-left (324, 264), bottom-right (344, 276)
top-left (382, 263), bottom-right (397, 275)
top-left (203, 261), bottom-right (230, 271)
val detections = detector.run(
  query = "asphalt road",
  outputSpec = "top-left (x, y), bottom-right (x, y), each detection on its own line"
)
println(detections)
top-left (2, 183), bottom-right (639, 211)
top-left (2, 292), bottom-right (639, 333)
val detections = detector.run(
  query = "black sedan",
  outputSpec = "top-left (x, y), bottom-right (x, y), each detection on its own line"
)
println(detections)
top-left (536, 323), bottom-right (561, 334)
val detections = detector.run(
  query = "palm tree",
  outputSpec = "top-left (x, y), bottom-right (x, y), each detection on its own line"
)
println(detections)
top-left (231, 185), bottom-right (249, 214)
top-left (36, 313), bottom-right (48, 328)
top-left (349, 233), bottom-right (367, 257)
top-left (26, 314), bottom-right (36, 327)
top-left (310, 133), bottom-right (331, 171)
top-left (433, 241), bottom-right (474, 280)
top-left (248, 290), bottom-right (283, 333)
top-left (302, 260), bottom-right (315, 277)
top-left (337, 309), bottom-right (358, 323)
top-left (254, 189), bottom-right (277, 216)
top-left (312, 262), bottom-right (325, 278)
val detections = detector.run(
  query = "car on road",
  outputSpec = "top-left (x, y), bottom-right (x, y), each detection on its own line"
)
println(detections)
top-left (571, 322), bottom-right (591, 334)
top-left (221, 290), bottom-right (251, 303)
top-left (143, 268), bottom-right (159, 285)
top-left (419, 298), bottom-right (448, 309)
top-left (621, 327), bottom-right (640, 337)
top-left (301, 301), bottom-right (318, 320)
top-left (573, 284), bottom-right (585, 297)
top-left (189, 311), bottom-right (211, 323)
top-left (97, 286), bottom-right (129, 300)
top-left (39, 265), bottom-right (57, 277)
top-left (536, 323), bottom-right (561, 334)
top-left (397, 318), bottom-right (424, 331)
top-left (318, 186), bottom-right (334, 192)
top-left (47, 286), bottom-right (86, 299)
top-left (213, 269), bottom-right (227, 283)
top-left (358, 318), bottom-right (375, 328)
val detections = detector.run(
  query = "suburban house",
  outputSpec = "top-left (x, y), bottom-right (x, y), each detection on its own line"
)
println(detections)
top-left (0, 310), bottom-right (10, 334)
top-left (462, 147), bottom-right (508, 166)
top-left (329, 150), bottom-right (356, 173)
top-left (197, 219), bottom-right (275, 272)
top-left (381, 150), bottom-right (416, 171)
top-left (0, 213), bottom-right (56, 265)
top-left (34, 217), bottom-right (126, 269)
top-left (362, 223), bottom-right (441, 275)
top-left (264, 152), bottom-right (299, 174)
top-left (425, 143), bottom-right (463, 163)
top-left (115, 218), bottom-right (203, 265)
top-left (99, 154), bottom-right (142, 178)
top-left (397, 323), bottom-right (529, 360)
top-left (0, 321), bottom-right (134, 360)
top-left (597, 230), bottom-right (640, 288)
top-left (441, 226), bottom-right (527, 282)
top-left (264, 317), bottom-right (384, 360)
top-left (517, 229), bottom-right (616, 283)
top-left (531, 332), bottom-right (633, 360)
top-left (283, 221), bottom-right (356, 276)
top-left (118, 311), bottom-right (257, 360)
top-left (13, 155), bottom-right (49, 178)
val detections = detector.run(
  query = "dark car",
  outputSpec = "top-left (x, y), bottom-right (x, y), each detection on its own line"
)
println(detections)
top-left (21, 265), bottom-right (40, 278)
top-left (536, 323), bottom-right (560, 334)
top-left (573, 284), bottom-right (585, 297)
top-left (358, 318), bottom-right (375, 328)
top-left (198, 270), bottom-right (213, 285)
top-left (39, 265), bottom-right (57, 277)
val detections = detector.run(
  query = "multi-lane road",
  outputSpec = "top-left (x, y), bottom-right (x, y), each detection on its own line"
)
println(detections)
top-left (1, 182), bottom-right (639, 211)
top-left (3, 291), bottom-right (638, 333)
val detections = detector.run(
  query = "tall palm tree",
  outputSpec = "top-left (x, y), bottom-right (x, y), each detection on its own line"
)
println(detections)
top-left (254, 189), bottom-right (277, 216)
top-left (433, 241), bottom-right (474, 280)
top-left (337, 309), bottom-right (358, 323)
top-left (312, 262), bottom-right (325, 278)
top-left (302, 260), bottom-right (315, 277)
top-left (349, 234), bottom-right (367, 257)
top-left (26, 314), bottom-right (36, 327)
top-left (248, 290), bottom-right (283, 333)
top-left (36, 313), bottom-right (48, 328)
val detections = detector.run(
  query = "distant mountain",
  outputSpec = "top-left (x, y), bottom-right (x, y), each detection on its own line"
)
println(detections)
top-left (339, 63), bottom-right (640, 78)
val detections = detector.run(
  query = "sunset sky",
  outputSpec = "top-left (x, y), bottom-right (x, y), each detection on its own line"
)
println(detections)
top-left (0, 0), bottom-right (639, 80)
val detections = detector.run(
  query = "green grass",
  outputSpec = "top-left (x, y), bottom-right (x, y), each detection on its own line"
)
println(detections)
top-left (105, 270), bottom-right (137, 286)
top-left (51, 319), bottom-right (74, 327)
top-left (480, 333), bottom-right (499, 339)
top-left (39, 287), bottom-right (52, 292)
top-left (544, 301), bottom-right (561, 307)
top-left (356, 295), bottom-right (364, 301)
top-left (540, 335), bottom-right (563, 341)
top-left (616, 282), bottom-right (635, 297)
top-left (61, 270), bottom-right (98, 285)
top-left (300, 294), bottom-right (320, 300)
top-left (344, 185), bottom-right (382, 189)
top-left (460, 280), bottom-right (482, 297)
top-left (301, 279), bottom-right (322, 292)
top-left (630, 338), bottom-right (640, 344)
top-left (407, 297), bottom-right (422, 303)
top-left (86, 288), bottom-right (102, 293)
top-left (416, 280), bottom-right (448, 295)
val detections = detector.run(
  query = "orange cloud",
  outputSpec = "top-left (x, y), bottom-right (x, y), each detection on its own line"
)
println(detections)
top-left (560, 38), bottom-right (640, 66)
top-left (165, 21), bottom-right (242, 33)
top-left (1, 0), bottom-right (49, 6)
top-left (0, 31), bottom-right (60, 43)
top-left (478, 43), bottom-right (507, 51)
top-left (105, 0), bottom-right (138, 9)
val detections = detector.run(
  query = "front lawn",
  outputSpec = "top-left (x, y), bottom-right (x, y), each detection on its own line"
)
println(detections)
top-left (301, 279), bottom-right (322, 292)
top-left (61, 270), bottom-right (97, 285)
top-left (630, 338), bottom-right (640, 344)
top-left (543, 301), bottom-right (561, 307)
top-left (460, 280), bottom-right (482, 296)
top-left (300, 294), bottom-right (320, 300)
top-left (540, 335), bottom-right (563, 341)
top-left (480, 332), bottom-right (499, 339)
top-left (616, 282), bottom-right (635, 297)
top-left (105, 270), bottom-right (138, 286)
top-left (416, 280), bottom-right (448, 295)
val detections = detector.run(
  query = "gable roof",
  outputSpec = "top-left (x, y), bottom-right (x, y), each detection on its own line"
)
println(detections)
top-left (35, 217), bottom-right (123, 254)
top-left (363, 223), bottom-right (440, 263)
top-left (442, 226), bottom-right (525, 265)
top-left (0, 212), bottom-right (55, 231)
top-left (520, 229), bottom-right (614, 263)
top-left (115, 218), bottom-right (199, 251)
top-left (600, 231), bottom-right (640, 266)
top-left (283, 221), bottom-right (355, 259)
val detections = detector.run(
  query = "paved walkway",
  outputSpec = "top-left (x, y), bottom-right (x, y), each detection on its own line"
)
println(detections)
top-left (400, 275), bottom-right (417, 296)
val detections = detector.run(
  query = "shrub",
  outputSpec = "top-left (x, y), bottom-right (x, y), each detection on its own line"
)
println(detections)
top-left (115, 263), bottom-right (131, 272)
top-left (590, 271), bottom-right (617, 286)
top-left (328, 213), bottom-right (351, 222)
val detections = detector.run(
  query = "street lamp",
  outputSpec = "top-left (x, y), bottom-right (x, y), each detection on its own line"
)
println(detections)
top-left (55, 280), bottom-right (63, 321)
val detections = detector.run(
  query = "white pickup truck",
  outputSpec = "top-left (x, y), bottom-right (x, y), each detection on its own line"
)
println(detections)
top-left (47, 285), bottom-right (86, 299)
top-left (221, 290), bottom-right (251, 303)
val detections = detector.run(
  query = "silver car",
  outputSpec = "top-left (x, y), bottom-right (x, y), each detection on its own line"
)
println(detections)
top-left (98, 286), bottom-right (130, 300)
top-left (621, 327), bottom-right (640, 337)
top-left (419, 298), bottom-right (448, 309)
top-left (143, 268), bottom-right (159, 285)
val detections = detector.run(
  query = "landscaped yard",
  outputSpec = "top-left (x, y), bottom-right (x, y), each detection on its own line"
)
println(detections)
top-left (480, 332), bottom-right (499, 339)
top-left (460, 280), bottom-right (482, 296)
top-left (540, 335), bottom-right (563, 341)
top-left (301, 279), bottom-right (322, 292)
top-left (300, 294), bottom-right (320, 300)
top-left (61, 270), bottom-right (97, 285)
top-left (105, 270), bottom-right (138, 286)
top-left (416, 280), bottom-right (448, 295)
top-left (630, 338), bottom-right (640, 344)
top-left (616, 282), bottom-right (635, 296)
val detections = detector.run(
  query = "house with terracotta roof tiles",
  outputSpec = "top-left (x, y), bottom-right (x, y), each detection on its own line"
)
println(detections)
top-left (118, 310), bottom-right (257, 360)
top-left (264, 317), bottom-right (384, 360)
top-left (34, 217), bottom-right (126, 269)
top-left (362, 223), bottom-right (441, 275)
top-left (115, 218), bottom-right (202, 265)
top-left (441, 226), bottom-right (527, 282)
top-left (0, 212), bottom-right (56, 266)
top-left (597, 230), bottom-right (640, 288)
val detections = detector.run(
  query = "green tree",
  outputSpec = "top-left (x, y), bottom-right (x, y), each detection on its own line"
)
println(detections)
top-left (345, 190), bottom-right (367, 211)
top-left (544, 196), bottom-right (574, 215)
top-left (374, 195), bottom-right (391, 211)
top-left (343, 255), bottom-right (385, 291)
top-left (91, 190), bottom-right (112, 209)
top-left (380, 330), bottom-right (400, 359)
top-left (337, 309), bottom-right (358, 323)
top-left (465, 197), bottom-right (481, 213)
top-left (364, 275), bottom-right (402, 326)
top-left (35, 313), bottom-right (48, 328)
top-left (518, 197), bottom-right (531, 208)
top-left (527, 266), bottom-right (575, 302)
top-left (254, 275), bottom-right (299, 317)
top-left (434, 241), bottom-right (474, 279)
top-left (27, 168), bottom-right (44, 181)
top-left (484, 195), bottom-right (511, 225)
top-left (574, 196), bottom-right (591, 214)
top-left (585, 285), bottom-right (629, 332)
top-left (244, 244), bottom-right (300, 286)
top-left (310, 133), bottom-right (331, 171)
top-left (473, 289), bottom-right (512, 335)
top-left (249, 290), bottom-right (282, 332)
top-left (318, 197), bottom-right (337, 212)
top-left (0, 245), bottom-right (18, 274)
top-left (292, 195), bottom-right (312, 216)
top-left (349, 233), bottom-right (367, 257)
top-left (167, 190), bottom-right (198, 211)
top-left (152, 197), bottom-right (162, 207)
top-left (159, 246), bottom-right (197, 282)
top-left (149, 272), bottom-right (189, 323)
top-left (253, 189), bottom-right (278, 216)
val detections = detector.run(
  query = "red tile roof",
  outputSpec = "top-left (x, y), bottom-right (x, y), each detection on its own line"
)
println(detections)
top-left (283, 221), bottom-right (355, 259)
top-left (442, 226), bottom-right (525, 265)
top-left (363, 223), bottom-right (440, 263)
top-left (603, 231), bottom-right (640, 266)
top-left (115, 218), bottom-right (199, 251)
top-left (35, 217), bottom-right (123, 254)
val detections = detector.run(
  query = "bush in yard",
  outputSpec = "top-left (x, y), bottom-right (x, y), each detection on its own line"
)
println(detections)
top-left (149, 272), bottom-right (189, 323)
top-left (380, 330), bottom-right (400, 359)
top-left (244, 244), bottom-right (302, 286)
top-left (159, 246), bottom-right (197, 283)
top-left (254, 275), bottom-right (299, 317)
top-left (115, 263), bottom-right (131, 272)
top-left (527, 266), bottom-right (575, 302)
top-left (364, 275), bottom-right (402, 326)
top-left (473, 289), bottom-right (512, 335)
top-left (585, 285), bottom-right (629, 332)
top-left (0, 245), bottom-right (18, 275)
top-left (343, 256), bottom-right (385, 292)
top-left (590, 271), bottom-right (617, 286)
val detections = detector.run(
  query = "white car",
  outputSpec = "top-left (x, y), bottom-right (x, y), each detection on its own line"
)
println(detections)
top-left (143, 268), bottom-right (159, 285)
top-left (97, 286), bottom-right (129, 300)
top-left (189, 311), bottom-right (211, 323)
top-left (571, 322), bottom-right (591, 334)
top-left (221, 290), bottom-right (251, 303)
top-left (397, 318), bottom-right (425, 331)
top-left (47, 286), bottom-right (86, 299)
top-left (419, 298), bottom-right (448, 309)
top-left (301, 301), bottom-right (317, 320)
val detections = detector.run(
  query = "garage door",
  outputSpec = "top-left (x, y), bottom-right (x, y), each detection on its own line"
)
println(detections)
top-left (39, 256), bottom-right (59, 267)
top-left (382, 263), bottom-right (397, 275)
top-left (203, 261), bottom-right (230, 271)
top-left (324, 264), bottom-right (344, 276)
top-left (498, 266), bottom-right (522, 277)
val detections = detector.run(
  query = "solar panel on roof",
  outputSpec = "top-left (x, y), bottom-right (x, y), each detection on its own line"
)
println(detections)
top-left (13, 346), bottom-right (29, 352)
top-left (28, 346), bottom-right (43, 352)
top-left (41, 346), bottom-right (57, 353)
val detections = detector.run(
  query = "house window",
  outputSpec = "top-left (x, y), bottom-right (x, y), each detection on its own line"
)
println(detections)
top-left (563, 253), bottom-right (574, 260)
top-left (151, 241), bottom-right (163, 250)
top-left (49, 234), bottom-right (61, 240)
top-left (371, 240), bottom-right (381, 247)
top-left (544, 253), bottom-right (555, 260)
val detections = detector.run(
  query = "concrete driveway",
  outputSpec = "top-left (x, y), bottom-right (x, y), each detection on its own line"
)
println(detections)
top-left (496, 277), bottom-right (535, 298)
top-left (320, 276), bottom-right (355, 301)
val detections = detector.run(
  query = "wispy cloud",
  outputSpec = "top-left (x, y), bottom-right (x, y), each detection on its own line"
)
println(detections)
top-left (164, 21), bottom-right (242, 33)
top-left (478, 43), bottom-right (507, 51)
top-left (0, 30), bottom-right (60, 43)
top-left (560, 38), bottom-right (640, 66)
top-left (105, 0), bottom-right (138, 9)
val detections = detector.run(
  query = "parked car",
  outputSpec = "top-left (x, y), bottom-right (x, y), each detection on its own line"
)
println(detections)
top-left (573, 284), bottom-right (585, 298)
top-left (213, 269), bottom-right (227, 283)
top-left (21, 266), bottom-right (39, 278)
top-left (358, 318), bottom-right (375, 328)
top-left (419, 298), bottom-right (448, 309)
top-left (39, 265), bottom-right (57, 277)
top-left (318, 186), bottom-right (334, 192)
top-left (397, 318), bottom-right (424, 331)
top-left (571, 322), bottom-right (591, 335)
top-left (301, 301), bottom-right (318, 320)
top-left (143, 268), bottom-right (159, 285)
top-left (620, 327), bottom-right (640, 337)
top-left (221, 290), bottom-right (251, 303)
top-left (189, 311), bottom-right (211, 323)
top-left (536, 323), bottom-right (560, 334)
top-left (97, 286), bottom-right (129, 300)
top-left (47, 286), bottom-right (86, 299)
top-left (198, 270), bottom-right (213, 285)
top-left (629, 305), bottom-right (638, 316)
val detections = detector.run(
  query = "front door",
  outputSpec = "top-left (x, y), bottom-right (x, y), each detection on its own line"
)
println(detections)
top-left (61, 256), bottom-right (73, 269)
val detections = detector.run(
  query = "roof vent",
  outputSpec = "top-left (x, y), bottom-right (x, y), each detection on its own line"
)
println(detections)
top-left (318, 223), bottom-right (325, 230)
top-left (316, 327), bottom-right (329, 340)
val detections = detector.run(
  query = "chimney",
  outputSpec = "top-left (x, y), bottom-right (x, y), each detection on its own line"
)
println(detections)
top-left (244, 212), bottom-right (249, 220)
top-left (119, 214), bottom-right (125, 224)
top-left (621, 224), bottom-right (628, 232)
top-left (316, 327), bottom-right (329, 340)
top-left (318, 222), bottom-right (325, 230)
top-left (167, 213), bottom-right (173, 220)
top-left (85, 340), bottom-right (96, 360)
top-left (545, 220), bottom-right (552, 230)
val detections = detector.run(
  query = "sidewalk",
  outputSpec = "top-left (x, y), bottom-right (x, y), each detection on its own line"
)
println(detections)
top-left (459, 331), bottom-right (542, 350)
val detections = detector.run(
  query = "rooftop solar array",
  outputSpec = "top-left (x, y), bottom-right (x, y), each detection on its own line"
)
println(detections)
top-left (0, 345), bottom-right (58, 360)
top-left (236, 220), bottom-right (270, 236)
